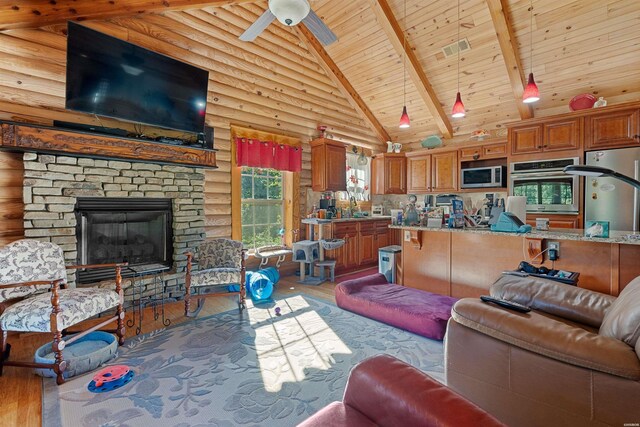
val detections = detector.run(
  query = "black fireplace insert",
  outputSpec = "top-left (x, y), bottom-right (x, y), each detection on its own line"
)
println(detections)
top-left (75, 198), bottom-right (173, 284)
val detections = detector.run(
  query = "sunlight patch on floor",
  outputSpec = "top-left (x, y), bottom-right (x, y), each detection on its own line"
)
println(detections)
top-left (247, 295), bottom-right (352, 392)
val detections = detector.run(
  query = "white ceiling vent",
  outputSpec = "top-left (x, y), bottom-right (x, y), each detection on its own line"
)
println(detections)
top-left (442, 38), bottom-right (471, 58)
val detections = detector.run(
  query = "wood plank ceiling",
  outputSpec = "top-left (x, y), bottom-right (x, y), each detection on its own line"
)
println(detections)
top-left (0, 0), bottom-right (639, 150)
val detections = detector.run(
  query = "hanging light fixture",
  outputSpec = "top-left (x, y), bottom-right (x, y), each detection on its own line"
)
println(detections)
top-left (522, 0), bottom-right (540, 103)
top-left (451, 0), bottom-right (465, 118)
top-left (399, 0), bottom-right (410, 128)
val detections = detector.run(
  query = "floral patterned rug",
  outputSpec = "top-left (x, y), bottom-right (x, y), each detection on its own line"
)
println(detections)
top-left (42, 294), bottom-right (444, 426)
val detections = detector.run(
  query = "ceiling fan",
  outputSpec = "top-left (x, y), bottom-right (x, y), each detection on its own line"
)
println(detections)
top-left (239, 0), bottom-right (338, 46)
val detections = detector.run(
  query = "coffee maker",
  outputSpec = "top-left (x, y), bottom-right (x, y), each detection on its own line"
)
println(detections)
top-left (319, 191), bottom-right (337, 218)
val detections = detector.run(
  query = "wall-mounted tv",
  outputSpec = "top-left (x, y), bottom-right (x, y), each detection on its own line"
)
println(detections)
top-left (65, 22), bottom-right (209, 134)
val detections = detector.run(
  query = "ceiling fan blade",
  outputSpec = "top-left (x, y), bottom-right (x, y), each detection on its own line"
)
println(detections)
top-left (302, 9), bottom-right (338, 46)
top-left (239, 9), bottom-right (276, 42)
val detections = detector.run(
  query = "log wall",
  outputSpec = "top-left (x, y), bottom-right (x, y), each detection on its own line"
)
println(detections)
top-left (0, 5), bottom-right (381, 243)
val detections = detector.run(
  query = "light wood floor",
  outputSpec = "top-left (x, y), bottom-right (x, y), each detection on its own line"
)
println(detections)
top-left (0, 275), bottom-right (337, 427)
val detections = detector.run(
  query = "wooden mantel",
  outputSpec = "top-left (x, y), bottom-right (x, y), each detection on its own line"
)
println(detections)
top-left (0, 123), bottom-right (217, 168)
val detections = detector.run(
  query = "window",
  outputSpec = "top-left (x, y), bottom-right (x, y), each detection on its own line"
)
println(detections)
top-left (241, 167), bottom-right (284, 249)
top-left (345, 152), bottom-right (370, 201)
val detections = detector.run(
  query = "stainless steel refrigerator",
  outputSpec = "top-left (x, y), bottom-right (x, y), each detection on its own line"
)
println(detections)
top-left (585, 147), bottom-right (640, 232)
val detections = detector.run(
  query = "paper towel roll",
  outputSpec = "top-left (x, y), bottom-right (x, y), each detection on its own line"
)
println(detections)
top-left (506, 196), bottom-right (527, 224)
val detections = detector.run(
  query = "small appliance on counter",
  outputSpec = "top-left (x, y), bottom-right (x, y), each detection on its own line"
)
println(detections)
top-left (390, 209), bottom-right (403, 225)
top-left (490, 212), bottom-right (532, 233)
top-left (319, 191), bottom-right (336, 212)
top-left (371, 205), bottom-right (384, 216)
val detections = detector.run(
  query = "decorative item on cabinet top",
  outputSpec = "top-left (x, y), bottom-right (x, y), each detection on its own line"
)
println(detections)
top-left (421, 135), bottom-right (443, 149)
top-left (569, 93), bottom-right (597, 111)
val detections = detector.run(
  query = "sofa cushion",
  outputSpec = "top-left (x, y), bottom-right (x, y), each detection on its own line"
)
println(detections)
top-left (600, 276), bottom-right (640, 347)
top-left (0, 288), bottom-right (120, 332)
top-left (491, 273), bottom-right (615, 328)
top-left (191, 268), bottom-right (242, 287)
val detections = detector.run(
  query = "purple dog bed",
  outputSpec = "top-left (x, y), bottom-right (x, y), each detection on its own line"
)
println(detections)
top-left (335, 273), bottom-right (458, 340)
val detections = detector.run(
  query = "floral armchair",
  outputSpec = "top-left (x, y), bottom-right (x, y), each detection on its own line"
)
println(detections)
top-left (184, 239), bottom-right (246, 317)
top-left (0, 239), bottom-right (126, 385)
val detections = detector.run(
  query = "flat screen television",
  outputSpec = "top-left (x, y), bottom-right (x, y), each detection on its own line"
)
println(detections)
top-left (65, 22), bottom-right (209, 134)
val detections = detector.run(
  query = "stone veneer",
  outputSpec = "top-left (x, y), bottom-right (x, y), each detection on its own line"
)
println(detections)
top-left (22, 152), bottom-right (206, 298)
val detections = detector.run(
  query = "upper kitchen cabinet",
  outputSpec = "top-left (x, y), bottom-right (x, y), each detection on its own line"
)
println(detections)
top-left (509, 118), bottom-right (581, 156)
top-left (431, 151), bottom-right (458, 192)
top-left (406, 154), bottom-right (432, 193)
top-left (459, 142), bottom-right (507, 161)
top-left (371, 153), bottom-right (406, 195)
top-left (310, 138), bottom-right (346, 192)
top-left (406, 149), bottom-right (458, 193)
top-left (585, 108), bottom-right (640, 150)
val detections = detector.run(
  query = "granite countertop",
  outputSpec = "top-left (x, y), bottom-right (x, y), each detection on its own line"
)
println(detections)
top-left (388, 224), bottom-right (640, 245)
top-left (303, 216), bottom-right (391, 224)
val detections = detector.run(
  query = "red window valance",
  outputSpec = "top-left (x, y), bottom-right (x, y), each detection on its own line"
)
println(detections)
top-left (235, 137), bottom-right (302, 172)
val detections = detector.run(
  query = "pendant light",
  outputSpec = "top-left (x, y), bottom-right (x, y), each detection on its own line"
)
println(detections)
top-left (399, 0), bottom-right (410, 128)
top-left (451, 0), bottom-right (465, 118)
top-left (522, 0), bottom-right (540, 103)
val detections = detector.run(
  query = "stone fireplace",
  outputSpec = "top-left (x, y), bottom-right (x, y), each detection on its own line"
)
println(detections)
top-left (22, 152), bottom-right (206, 297)
top-left (75, 197), bottom-right (173, 284)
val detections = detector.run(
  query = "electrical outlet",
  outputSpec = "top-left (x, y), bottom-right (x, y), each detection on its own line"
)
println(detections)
top-left (548, 241), bottom-right (560, 259)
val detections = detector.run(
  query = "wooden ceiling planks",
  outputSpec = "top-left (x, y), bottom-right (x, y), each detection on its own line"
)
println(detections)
top-left (0, 0), bottom-right (638, 149)
top-left (369, 0), bottom-right (454, 139)
top-left (486, 0), bottom-right (533, 120)
top-left (295, 22), bottom-right (392, 143)
top-left (0, 0), bottom-right (257, 30)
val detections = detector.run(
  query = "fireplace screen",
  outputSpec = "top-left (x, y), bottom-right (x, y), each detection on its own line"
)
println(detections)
top-left (75, 198), bottom-right (173, 284)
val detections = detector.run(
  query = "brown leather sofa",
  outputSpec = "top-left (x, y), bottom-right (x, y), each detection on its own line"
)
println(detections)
top-left (446, 274), bottom-right (640, 427)
top-left (298, 354), bottom-right (504, 427)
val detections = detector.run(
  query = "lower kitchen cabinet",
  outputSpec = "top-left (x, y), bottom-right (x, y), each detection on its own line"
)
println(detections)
top-left (526, 214), bottom-right (581, 229)
top-left (328, 219), bottom-right (392, 274)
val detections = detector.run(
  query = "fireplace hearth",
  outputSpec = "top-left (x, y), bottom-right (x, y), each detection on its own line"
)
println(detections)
top-left (75, 198), bottom-right (173, 284)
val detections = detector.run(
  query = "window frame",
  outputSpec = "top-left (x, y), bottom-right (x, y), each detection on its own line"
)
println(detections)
top-left (240, 167), bottom-right (285, 250)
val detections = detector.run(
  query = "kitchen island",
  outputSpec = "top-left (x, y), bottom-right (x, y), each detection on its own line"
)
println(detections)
top-left (390, 225), bottom-right (640, 297)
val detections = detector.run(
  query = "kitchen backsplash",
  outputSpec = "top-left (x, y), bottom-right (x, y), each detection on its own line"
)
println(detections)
top-left (372, 192), bottom-right (508, 215)
top-left (307, 190), bottom-right (508, 216)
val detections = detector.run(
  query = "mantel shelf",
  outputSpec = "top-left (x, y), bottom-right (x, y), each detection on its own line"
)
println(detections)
top-left (0, 122), bottom-right (217, 168)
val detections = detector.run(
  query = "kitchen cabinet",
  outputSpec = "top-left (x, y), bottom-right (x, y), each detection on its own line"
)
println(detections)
top-left (459, 142), bottom-right (507, 161)
top-left (310, 138), bottom-right (346, 192)
top-left (431, 151), bottom-right (458, 192)
top-left (585, 108), bottom-right (640, 149)
top-left (509, 125), bottom-right (541, 155)
top-left (525, 214), bottom-right (581, 229)
top-left (371, 153), bottom-right (406, 195)
top-left (332, 222), bottom-right (358, 272)
top-left (407, 154), bottom-right (431, 193)
top-left (406, 150), bottom-right (458, 193)
top-left (329, 219), bottom-right (392, 274)
top-left (358, 222), bottom-right (376, 265)
top-left (510, 118), bottom-right (581, 155)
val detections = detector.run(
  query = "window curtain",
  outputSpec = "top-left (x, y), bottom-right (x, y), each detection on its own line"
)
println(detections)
top-left (346, 152), bottom-right (370, 201)
top-left (235, 137), bottom-right (301, 172)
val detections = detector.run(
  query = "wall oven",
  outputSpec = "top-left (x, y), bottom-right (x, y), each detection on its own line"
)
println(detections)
top-left (509, 158), bottom-right (580, 213)
top-left (460, 165), bottom-right (506, 188)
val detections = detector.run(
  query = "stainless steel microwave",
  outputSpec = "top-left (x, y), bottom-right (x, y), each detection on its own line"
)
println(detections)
top-left (460, 165), bottom-right (506, 188)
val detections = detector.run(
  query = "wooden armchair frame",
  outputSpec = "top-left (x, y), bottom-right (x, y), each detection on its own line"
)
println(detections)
top-left (0, 263), bottom-right (126, 385)
top-left (184, 250), bottom-right (246, 318)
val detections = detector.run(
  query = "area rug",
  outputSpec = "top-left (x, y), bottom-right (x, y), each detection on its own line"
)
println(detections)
top-left (42, 294), bottom-right (444, 426)
top-left (335, 267), bottom-right (379, 283)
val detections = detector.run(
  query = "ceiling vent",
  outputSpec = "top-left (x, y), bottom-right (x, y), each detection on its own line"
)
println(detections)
top-left (442, 38), bottom-right (471, 58)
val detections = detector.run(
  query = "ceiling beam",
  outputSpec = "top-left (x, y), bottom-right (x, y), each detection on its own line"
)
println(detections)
top-left (296, 23), bottom-right (391, 145)
top-left (486, 0), bottom-right (533, 120)
top-left (369, 0), bottom-right (453, 139)
top-left (0, 0), bottom-right (257, 31)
